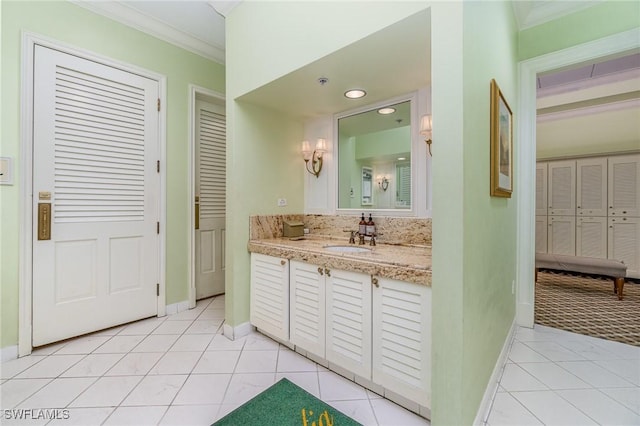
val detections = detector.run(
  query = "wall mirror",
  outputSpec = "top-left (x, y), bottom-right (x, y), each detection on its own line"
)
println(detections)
top-left (337, 99), bottom-right (413, 211)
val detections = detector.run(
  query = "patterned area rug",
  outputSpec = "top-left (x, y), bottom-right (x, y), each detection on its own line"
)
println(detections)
top-left (535, 271), bottom-right (640, 346)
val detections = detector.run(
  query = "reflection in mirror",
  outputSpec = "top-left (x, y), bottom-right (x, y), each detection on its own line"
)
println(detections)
top-left (338, 101), bottom-right (411, 210)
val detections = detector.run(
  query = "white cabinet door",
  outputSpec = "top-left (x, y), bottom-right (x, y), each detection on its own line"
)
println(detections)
top-left (548, 160), bottom-right (576, 216)
top-left (325, 268), bottom-right (372, 379)
top-left (250, 253), bottom-right (289, 341)
top-left (608, 217), bottom-right (640, 279)
top-left (536, 162), bottom-right (548, 216)
top-left (608, 154), bottom-right (640, 217)
top-left (373, 277), bottom-right (430, 406)
top-left (577, 217), bottom-right (607, 259)
top-left (548, 215), bottom-right (576, 256)
top-left (290, 260), bottom-right (325, 358)
top-left (535, 215), bottom-right (548, 254)
top-left (577, 157), bottom-right (607, 217)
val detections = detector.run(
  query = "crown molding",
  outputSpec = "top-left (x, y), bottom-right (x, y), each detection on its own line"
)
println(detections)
top-left (209, 1), bottom-right (241, 18)
top-left (70, 1), bottom-right (225, 64)
top-left (513, 0), bottom-right (602, 31)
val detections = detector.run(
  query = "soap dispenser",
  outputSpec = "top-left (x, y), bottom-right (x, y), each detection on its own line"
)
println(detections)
top-left (366, 214), bottom-right (375, 236)
top-left (359, 213), bottom-right (367, 236)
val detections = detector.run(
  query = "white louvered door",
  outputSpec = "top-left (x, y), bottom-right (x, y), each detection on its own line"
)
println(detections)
top-left (535, 162), bottom-right (548, 216)
top-left (608, 154), bottom-right (640, 217)
top-left (577, 157), bottom-right (607, 217)
top-left (195, 100), bottom-right (226, 299)
top-left (373, 277), bottom-right (430, 407)
top-left (548, 215), bottom-right (576, 255)
top-left (608, 217), bottom-right (640, 279)
top-left (548, 160), bottom-right (576, 216)
top-left (289, 261), bottom-right (325, 358)
top-left (325, 268), bottom-right (371, 378)
top-left (577, 217), bottom-right (607, 259)
top-left (250, 254), bottom-right (289, 341)
top-left (535, 215), bottom-right (548, 253)
top-left (32, 45), bottom-right (159, 346)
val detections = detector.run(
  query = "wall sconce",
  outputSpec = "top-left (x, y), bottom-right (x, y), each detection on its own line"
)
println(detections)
top-left (302, 138), bottom-right (326, 178)
top-left (420, 114), bottom-right (433, 156)
top-left (377, 176), bottom-right (389, 191)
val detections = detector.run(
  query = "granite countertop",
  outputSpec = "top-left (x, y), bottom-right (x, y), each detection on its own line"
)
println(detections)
top-left (247, 235), bottom-right (432, 286)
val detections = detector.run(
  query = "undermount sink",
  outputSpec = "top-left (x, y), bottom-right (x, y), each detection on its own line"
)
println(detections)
top-left (323, 245), bottom-right (371, 253)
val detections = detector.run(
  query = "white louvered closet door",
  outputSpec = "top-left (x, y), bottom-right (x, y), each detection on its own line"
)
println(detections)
top-left (195, 100), bottom-right (226, 299)
top-left (32, 45), bottom-right (160, 346)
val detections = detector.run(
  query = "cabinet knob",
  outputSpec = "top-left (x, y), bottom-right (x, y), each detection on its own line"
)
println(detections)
top-left (318, 267), bottom-right (324, 276)
top-left (371, 276), bottom-right (379, 288)
top-left (280, 260), bottom-right (286, 266)
top-left (324, 268), bottom-right (331, 277)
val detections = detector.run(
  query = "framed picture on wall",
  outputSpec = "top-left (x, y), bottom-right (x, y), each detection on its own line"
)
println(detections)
top-left (490, 79), bottom-right (513, 198)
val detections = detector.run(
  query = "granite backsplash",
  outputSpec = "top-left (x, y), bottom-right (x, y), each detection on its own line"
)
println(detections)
top-left (250, 214), bottom-right (431, 246)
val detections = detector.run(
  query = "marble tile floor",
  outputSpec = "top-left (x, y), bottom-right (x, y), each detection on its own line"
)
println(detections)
top-left (0, 296), bottom-right (428, 426)
top-left (485, 324), bottom-right (640, 426)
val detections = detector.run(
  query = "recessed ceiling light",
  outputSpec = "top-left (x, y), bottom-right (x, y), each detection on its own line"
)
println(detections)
top-left (377, 107), bottom-right (396, 115)
top-left (397, 157), bottom-right (406, 161)
top-left (344, 89), bottom-right (366, 99)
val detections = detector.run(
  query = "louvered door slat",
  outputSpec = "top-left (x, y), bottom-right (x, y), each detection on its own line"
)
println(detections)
top-left (609, 155), bottom-right (640, 217)
top-left (577, 158), bottom-right (607, 216)
top-left (373, 278), bottom-right (430, 406)
top-left (53, 65), bottom-right (146, 223)
top-left (250, 254), bottom-right (289, 341)
top-left (199, 108), bottom-right (226, 219)
top-left (326, 269), bottom-right (371, 378)
top-left (549, 161), bottom-right (576, 215)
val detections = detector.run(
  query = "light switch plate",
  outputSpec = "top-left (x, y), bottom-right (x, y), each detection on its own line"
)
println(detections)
top-left (277, 198), bottom-right (287, 207)
top-left (0, 157), bottom-right (13, 185)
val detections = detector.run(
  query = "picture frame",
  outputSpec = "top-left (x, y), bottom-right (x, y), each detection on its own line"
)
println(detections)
top-left (490, 79), bottom-right (513, 198)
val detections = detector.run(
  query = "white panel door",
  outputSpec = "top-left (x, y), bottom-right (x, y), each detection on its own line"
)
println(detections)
top-left (548, 215), bottom-right (576, 256)
top-left (576, 216), bottom-right (607, 259)
top-left (325, 268), bottom-right (372, 378)
top-left (289, 261), bottom-right (325, 358)
top-left (373, 277), bottom-right (430, 406)
top-left (195, 100), bottom-right (226, 299)
top-left (548, 160), bottom-right (576, 216)
top-left (32, 45), bottom-right (159, 346)
top-left (577, 157), bottom-right (607, 217)
top-left (535, 215), bottom-right (548, 254)
top-left (608, 154), bottom-right (640, 217)
top-left (535, 162), bottom-right (548, 216)
top-left (250, 253), bottom-right (289, 341)
top-left (608, 217), bottom-right (640, 279)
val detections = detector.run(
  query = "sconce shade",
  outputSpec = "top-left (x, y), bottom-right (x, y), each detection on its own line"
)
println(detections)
top-left (419, 114), bottom-right (432, 137)
top-left (301, 140), bottom-right (312, 160)
top-left (315, 138), bottom-right (327, 154)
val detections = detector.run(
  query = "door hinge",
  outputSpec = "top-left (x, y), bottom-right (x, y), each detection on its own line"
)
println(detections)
top-left (157, 283), bottom-right (160, 296)
top-left (157, 222), bottom-right (160, 234)
top-left (157, 98), bottom-right (161, 112)
top-left (157, 160), bottom-right (160, 173)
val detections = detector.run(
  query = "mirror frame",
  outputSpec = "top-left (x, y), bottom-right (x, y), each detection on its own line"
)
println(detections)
top-left (334, 92), bottom-right (421, 216)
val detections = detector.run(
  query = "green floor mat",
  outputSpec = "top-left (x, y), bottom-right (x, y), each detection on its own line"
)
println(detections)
top-left (213, 378), bottom-right (362, 426)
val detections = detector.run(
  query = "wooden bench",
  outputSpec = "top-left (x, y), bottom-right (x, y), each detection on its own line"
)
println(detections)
top-left (535, 253), bottom-right (628, 300)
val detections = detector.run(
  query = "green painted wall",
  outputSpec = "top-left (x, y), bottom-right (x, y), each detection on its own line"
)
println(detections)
top-left (224, 101), bottom-right (304, 327)
top-left (431, 2), bottom-right (518, 424)
top-left (0, 0), bottom-right (224, 349)
top-left (355, 126), bottom-right (411, 159)
top-left (519, 1), bottom-right (640, 61)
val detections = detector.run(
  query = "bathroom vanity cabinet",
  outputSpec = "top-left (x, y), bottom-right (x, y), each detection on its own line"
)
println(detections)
top-left (250, 251), bottom-right (431, 411)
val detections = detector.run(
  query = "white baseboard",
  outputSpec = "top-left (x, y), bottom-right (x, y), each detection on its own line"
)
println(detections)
top-left (223, 322), bottom-right (253, 340)
top-left (165, 300), bottom-right (190, 316)
top-left (474, 319), bottom-right (517, 426)
top-left (1, 345), bottom-right (19, 362)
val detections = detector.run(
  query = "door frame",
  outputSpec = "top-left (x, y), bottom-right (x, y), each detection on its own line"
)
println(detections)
top-left (18, 32), bottom-right (167, 356)
top-left (515, 28), bottom-right (640, 328)
top-left (187, 85), bottom-right (226, 308)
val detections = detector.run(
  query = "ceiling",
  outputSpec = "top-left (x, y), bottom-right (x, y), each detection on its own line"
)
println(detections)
top-left (73, 1), bottom-right (603, 66)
